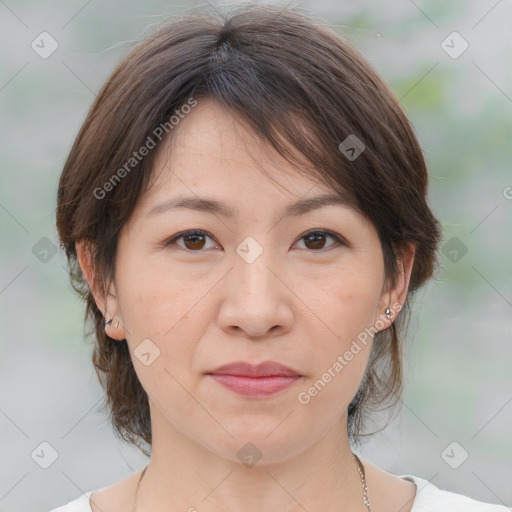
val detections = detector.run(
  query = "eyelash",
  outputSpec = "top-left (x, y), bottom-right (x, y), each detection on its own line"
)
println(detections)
top-left (162, 229), bottom-right (346, 252)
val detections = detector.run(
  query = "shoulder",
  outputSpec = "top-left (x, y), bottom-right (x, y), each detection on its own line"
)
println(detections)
top-left (48, 468), bottom-right (145, 512)
top-left (402, 474), bottom-right (510, 512)
top-left (47, 491), bottom-right (94, 512)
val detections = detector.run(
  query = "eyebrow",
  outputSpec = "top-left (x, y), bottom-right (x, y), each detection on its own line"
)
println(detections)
top-left (145, 192), bottom-right (360, 220)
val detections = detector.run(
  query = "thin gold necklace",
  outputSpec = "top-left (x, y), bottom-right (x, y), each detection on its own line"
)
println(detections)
top-left (132, 453), bottom-right (371, 511)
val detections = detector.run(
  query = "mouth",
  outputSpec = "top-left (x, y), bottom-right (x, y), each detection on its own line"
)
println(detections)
top-left (206, 360), bottom-right (303, 398)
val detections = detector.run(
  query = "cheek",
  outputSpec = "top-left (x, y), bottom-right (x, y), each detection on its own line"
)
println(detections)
top-left (298, 260), bottom-right (383, 345)
top-left (116, 248), bottom-right (194, 336)
top-left (292, 259), bottom-right (382, 403)
top-left (118, 276), bottom-right (203, 408)
top-left (116, 256), bottom-right (212, 385)
top-left (294, 274), bottom-right (378, 416)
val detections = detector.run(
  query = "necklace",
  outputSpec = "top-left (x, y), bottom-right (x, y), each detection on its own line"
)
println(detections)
top-left (132, 453), bottom-right (371, 511)
top-left (354, 453), bottom-right (372, 510)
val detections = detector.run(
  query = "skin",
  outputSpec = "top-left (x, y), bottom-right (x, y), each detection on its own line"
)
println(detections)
top-left (77, 99), bottom-right (417, 512)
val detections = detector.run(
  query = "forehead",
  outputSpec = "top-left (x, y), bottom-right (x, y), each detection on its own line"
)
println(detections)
top-left (160, 100), bottom-right (309, 185)
top-left (143, 99), bottom-right (358, 211)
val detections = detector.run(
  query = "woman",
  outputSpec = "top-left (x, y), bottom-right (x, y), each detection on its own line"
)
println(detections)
top-left (50, 4), bottom-right (508, 511)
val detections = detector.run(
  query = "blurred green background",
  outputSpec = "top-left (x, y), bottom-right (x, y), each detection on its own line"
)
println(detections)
top-left (1, 1), bottom-right (511, 511)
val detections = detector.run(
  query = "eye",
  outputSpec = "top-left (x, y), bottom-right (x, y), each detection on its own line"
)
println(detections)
top-left (294, 230), bottom-right (345, 251)
top-left (162, 229), bottom-right (346, 252)
top-left (163, 230), bottom-right (218, 251)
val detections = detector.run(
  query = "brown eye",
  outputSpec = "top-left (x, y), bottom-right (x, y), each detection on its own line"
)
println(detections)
top-left (183, 232), bottom-right (207, 250)
top-left (164, 230), bottom-right (217, 251)
top-left (163, 229), bottom-right (345, 252)
top-left (296, 230), bottom-right (344, 251)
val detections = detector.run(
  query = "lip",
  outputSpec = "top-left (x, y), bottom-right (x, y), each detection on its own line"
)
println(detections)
top-left (207, 361), bottom-right (301, 377)
top-left (206, 361), bottom-right (302, 398)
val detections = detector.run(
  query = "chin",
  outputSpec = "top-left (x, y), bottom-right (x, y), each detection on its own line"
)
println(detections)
top-left (200, 417), bottom-right (317, 466)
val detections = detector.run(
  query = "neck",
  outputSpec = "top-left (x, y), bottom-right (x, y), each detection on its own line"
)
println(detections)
top-left (135, 405), bottom-right (367, 512)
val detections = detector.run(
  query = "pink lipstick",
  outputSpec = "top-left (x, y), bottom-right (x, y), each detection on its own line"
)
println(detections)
top-left (206, 361), bottom-right (302, 397)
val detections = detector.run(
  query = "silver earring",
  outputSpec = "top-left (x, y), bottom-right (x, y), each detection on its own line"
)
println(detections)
top-left (105, 318), bottom-right (120, 329)
top-left (385, 307), bottom-right (392, 319)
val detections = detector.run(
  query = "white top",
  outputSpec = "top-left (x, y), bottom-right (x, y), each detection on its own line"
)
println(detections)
top-left (48, 474), bottom-right (510, 511)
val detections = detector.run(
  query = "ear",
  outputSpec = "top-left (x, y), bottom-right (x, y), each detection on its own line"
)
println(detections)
top-left (75, 240), bottom-right (126, 340)
top-left (375, 242), bottom-right (416, 329)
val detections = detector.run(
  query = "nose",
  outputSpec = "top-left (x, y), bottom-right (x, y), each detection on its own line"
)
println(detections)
top-left (217, 243), bottom-right (294, 339)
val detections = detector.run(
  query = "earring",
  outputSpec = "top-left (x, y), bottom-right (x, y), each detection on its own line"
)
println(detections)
top-left (104, 318), bottom-right (120, 328)
top-left (385, 307), bottom-right (392, 319)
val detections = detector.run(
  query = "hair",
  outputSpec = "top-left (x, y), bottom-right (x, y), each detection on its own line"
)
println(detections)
top-left (56, 3), bottom-right (442, 456)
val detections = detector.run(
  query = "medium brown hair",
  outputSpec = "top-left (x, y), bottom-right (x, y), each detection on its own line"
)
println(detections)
top-left (56, 3), bottom-right (442, 456)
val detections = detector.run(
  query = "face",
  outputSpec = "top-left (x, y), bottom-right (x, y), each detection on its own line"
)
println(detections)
top-left (80, 99), bottom-right (413, 464)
